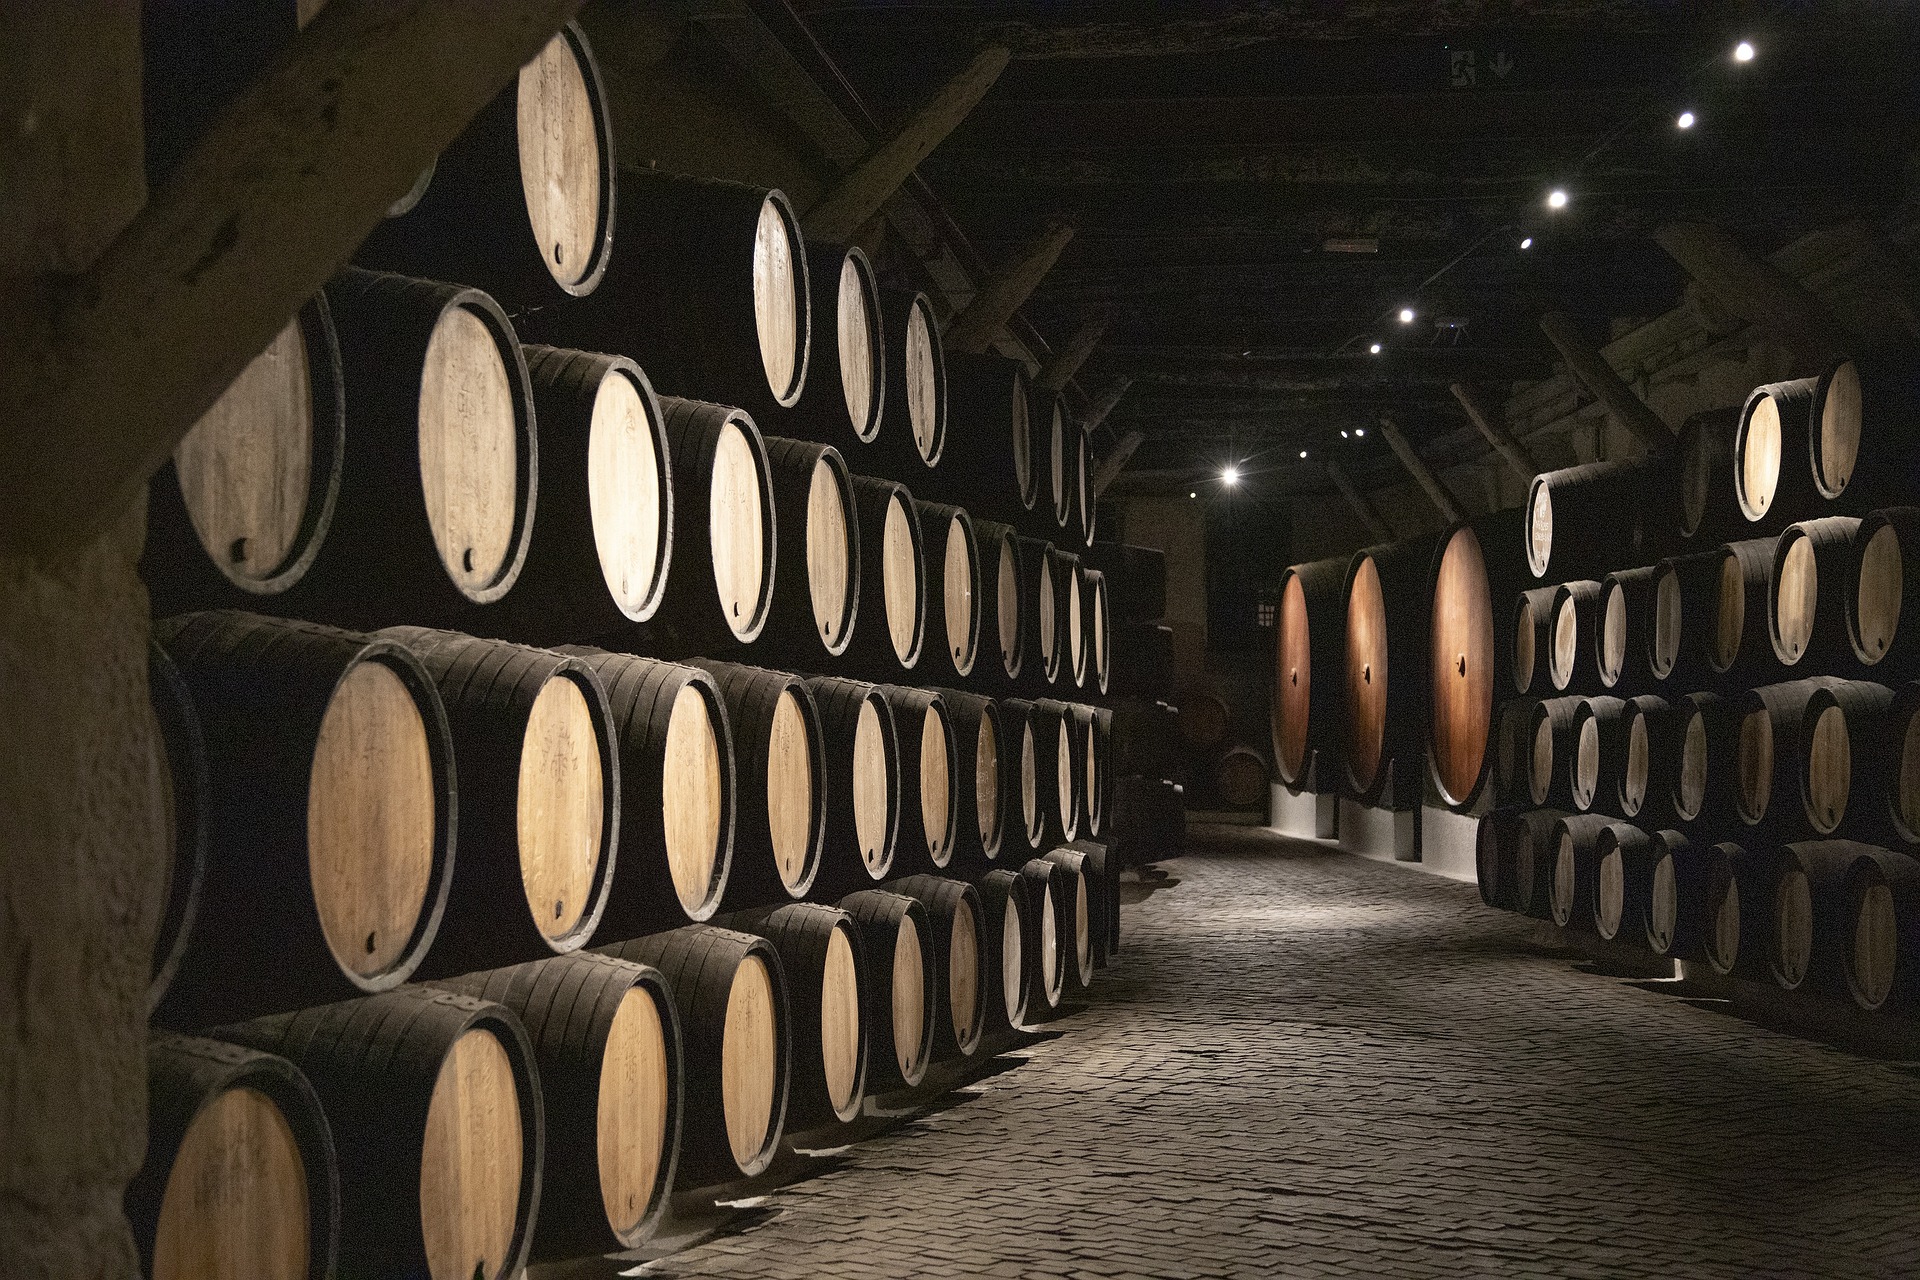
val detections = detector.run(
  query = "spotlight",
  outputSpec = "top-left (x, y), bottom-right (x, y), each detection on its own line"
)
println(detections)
top-left (1222, 466), bottom-right (1240, 486)
top-left (1519, 236), bottom-right (1534, 250)
top-left (1369, 342), bottom-right (1383, 354)
top-left (1734, 40), bottom-right (1755, 62)
top-left (1355, 428), bottom-right (1366, 437)
top-left (1298, 450), bottom-right (1308, 459)
top-left (1341, 430), bottom-right (1350, 438)
top-left (1676, 110), bottom-right (1696, 129)
top-left (1189, 491), bottom-right (1196, 499)
top-left (1397, 307), bottom-right (1416, 324)
top-left (1546, 189), bottom-right (1569, 210)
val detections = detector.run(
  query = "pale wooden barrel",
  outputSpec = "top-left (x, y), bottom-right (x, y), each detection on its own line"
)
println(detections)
top-left (975, 868), bottom-right (1033, 1035)
top-left (933, 688), bottom-right (1006, 869)
top-left (1032, 699), bottom-right (1083, 845)
top-left (1086, 567), bottom-right (1112, 694)
top-left (805, 676), bottom-right (902, 894)
top-left (1643, 828), bottom-right (1708, 959)
top-left (1665, 537), bottom-right (1776, 683)
top-left (1883, 682), bottom-right (1920, 846)
top-left (1038, 389), bottom-right (1073, 529)
top-left (1847, 507), bottom-right (1920, 670)
top-left (1677, 405), bottom-right (1740, 541)
top-left (1840, 844), bottom-right (1920, 1011)
top-left (1525, 695), bottom-right (1584, 810)
top-left (710, 902), bottom-right (868, 1129)
top-left (129, 1034), bottom-right (338, 1280)
top-left (215, 987), bottom-right (542, 1280)
top-left (1547, 579), bottom-right (1603, 694)
top-left (380, 627), bottom-right (621, 974)
top-left (1615, 694), bottom-right (1676, 825)
top-left (1078, 706), bottom-right (1109, 837)
top-left (597, 926), bottom-right (791, 1184)
top-left (151, 612), bottom-right (455, 1027)
top-left (1589, 822), bottom-right (1653, 943)
top-left (1597, 564), bottom-right (1660, 692)
top-left (1795, 680), bottom-right (1896, 839)
top-left (838, 890), bottom-right (936, 1090)
top-left (1068, 834), bottom-right (1122, 965)
top-left (1668, 690), bottom-right (1741, 826)
top-left (761, 436), bottom-right (861, 659)
top-left (975, 518), bottom-right (1026, 681)
top-left (1770, 516), bottom-right (1863, 670)
top-left (884, 875), bottom-right (989, 1060)
top-left (1525, 460), bottom-right (1672, 581)
top-left (432, 953), bottom-right (682, 1257)
top-left (1547, 813), bottom-right (1622, 931)
top-left (844, 475), bottom-right (927, 672)
top-left (1646, 559), bottom-right (1692, 685)
top-left (148, 643), bottom-right (210, 1017)
top-left (1507, 807), bottom-right (1570, 919)
top-left (943, 352), bottom-right (1037, 511)
top-left (1512, 586), bottom-right (1558, 696)
top-left (656, 397), bottom-right (779, 647)
top-left (998, 697), bottom-right (1046, 859)
top-left (1082, 541), bottom-right (1168, 622)
top-left (916, 499), bottom-right (981, 679)
top-left (783, 242), bottom-right (884, 446)
top-left (1736, 376), bottom-right (1821, 525)
top-left (1812, 357), bottom-right (1920, 511)
top-left (1699, 839), bottom-right (1768, 979)
top-left (1017, 535), bottom-right (1061, 684)
top-left (877, 685), bottom-right (959, 873)
top-left (1042, 846), bottom-right (1097, 990)
top-left (1766, 842), bottom-right (1862, 993)
top-left (881, 285), bottom-right (948, 469)
top-left (1053, 547), bottom-right (1088, 689)
top-left (1569, 695), bottom-right (1629, 814)
top-left (1016, 857), bottom-right (1066, 1013)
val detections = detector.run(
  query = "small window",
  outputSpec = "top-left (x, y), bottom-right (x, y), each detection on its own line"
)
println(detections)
top-left (1256, 602), bottom-right (1276, 628)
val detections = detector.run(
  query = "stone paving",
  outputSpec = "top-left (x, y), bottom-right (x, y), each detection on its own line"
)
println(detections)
top-left (572, 824), bottom-right (1920, 1279)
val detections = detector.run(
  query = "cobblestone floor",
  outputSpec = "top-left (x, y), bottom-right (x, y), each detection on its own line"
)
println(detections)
top-left (581, 824), bottom-right (1920, 1279)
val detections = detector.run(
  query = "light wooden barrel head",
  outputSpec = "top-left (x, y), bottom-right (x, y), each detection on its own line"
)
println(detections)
top-left (1552, 833), bottom-right (1576, 926)
top-left (1741, 394), bottom-right (1782, 519)
top-left (1011, 377), bottom-right (1032, 498)
top-left (853, 697), bottom-right (890, 872)
top-left (976, 714), bottom-right (1000, 849)
top-left (1678, 711), bottom-right (1707, 820)
top-left (1649, 855), bottom-right (1677, 953)
top-left (174, 314), bottom-right (313, 585)
top-left (836, 256), bottom-right (875, 436)
top-left (597, 988), bottom-right (670, 1237)
top-left (1093, 578), bottom-right (1108, 679)
top-left (1857, 523), bottom-right (1902, 663)
top-left (516, 676), bottom-right (605, 942)
top-left (1429, 528), bottom-right (1492, 803)
top-left (419, 304), bottom-right (519, 593)
top-left (587, 369), bottom-right (663, 617)
top-left (821, 925), bottom-right (862, 1115)
top-left (516, 31), bottom-right (601, 288)
top-left (1049, 400), bottom-right (1067, 519)
top-left (1000, 897), bottom-right (1023, 1023)
top-left (1084, 719), bottom-right (1098, 822)
top-left (720, 955), bottom-right (778, 1172)
top-left (905, 299), bottom-right (939, 462)
top-left (1072, 871), bottom-right (1090, 978)
top-left (944, 517), bottom-right (974, 667)
top-left (1818, 359), bottom-right (1863, 497)
top-left (663, 684), bottom-right (727, 910)
top-left (752, 198), bottom-right (801, 402)
top-left (997, 538), bottom-right (1020, 672)
top-left (152, 1086), bottom-right (309, 1280)
top-left (1037, 553), bottom-right (1056, 664)
top-left (1601, 584), bottom-right (1627, 683)
top-left (1652, 569), bottom-right (1682, 678)
top-left (1021, 723), bottom-right (1039, 839)
top-left (1574, 716), bottom-right (1599, 809)
top-left (1713, 553), bottom-right (1744, 671)
top-left (1624, 712), bottom-right (1649, 814)
top-left (1775, 533), bottom-right (1817, 662)
top-left (1806, 703), bottom-right (1850, 833)
top-left (710, 422), bottom-right (768, 641)
top-left (1067, 566), bottom-right (1084, 675)
top-left (1852, 880), bottom-right (1898, 1009)
top-left (420, 1029), bottom-right (523, 1280)
top-left (1527, 482), bottom-right (1553, 577)
top-left (1736, 707), bottom-right (1772, 823)
top-left (949, 897), bottom-right (980, 1050)
top-left (1529, 715), bottom-right (1553, 805)
top-left (308, 659), bottom-right (436, 979)
top-left (1901, 710), bottom-right (1920, 840)
top-left (1512, 597), bottom-right (1536, 692)
top-left (1343, 556), bottom-right (1387, 789)
top-left (882, 494), bottom-right (919, 663)
top-left (1774, 868), bottom-right (1813, 986)
top-left (766, 689), bottom-right (815, 893)
top-left (1056, 719), bottom-right (1074, 834)
top-left (1550, 594), bottom-right (1578, 689)
top-left (891, 915), bottom-right (927, 1078)
top-left (1709, 869), bottom-right (1741, 973)
top-left (1595, 848), bottom-right (1624, 939)
top-left (921, 706), bottom-right (952, 862)
top-left (1038, 887), bottom-right (1059, 1000)
top-left (806, 458), bottom-right (854, 646)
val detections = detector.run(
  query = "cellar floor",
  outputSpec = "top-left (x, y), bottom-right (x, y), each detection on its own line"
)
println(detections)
top-left (552, 824), bottom-right (1920, 1279)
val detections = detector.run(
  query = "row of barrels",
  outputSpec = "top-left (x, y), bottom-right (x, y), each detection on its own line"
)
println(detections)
top-left (147, 610), bottom-right (1117, 1029)
top-left (1479, 811), bottom-right (1920, 1016)
top-left (131, 844), bottom-right (1119, 1280)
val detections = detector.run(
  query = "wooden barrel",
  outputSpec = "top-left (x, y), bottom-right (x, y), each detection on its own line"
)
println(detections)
top-left (883, 876), bottom-right (988, 1059)
top-left (1526, 695), bottom-right (1585, 809)
top-left (1643, 828), bottom-right (1711, 960)
top-left (1882, 682), bottom-right (1920, 846)
top-left (144, 295), bottom-right (345, 609)
top-left (678, 660), bottom-right (823, 908)
top-left (1698, 840), bottom-right (1771, 979)
top-left (1669, 689), bottom-right (1743, 825)
top-left (974, 518), bottom-right (1026, 682)
top-left (1085, 569), bottom-right (1112, 695)
top-left (1677, 406), bottom-right (1741, 542)
top-left (1671, 536), bottom-right (1777, 684)
top-left (379, 627), bottom-right (620, 974)
top-left (877, 685), bottom-right (959, 873)
top-left (1343, 535), bottom-right (1439, 803)
top-left (1272, 556), bottom-right (1341, 792)
top-left (355, 21), bottom-right (613, 301)
top-left (1770, 516), bottom-right (1864, 670)
top-left (1547, 813), bottom-right (1621, 931)
top-left (917, 500), bottom-right (981, 679)
top-left (1525, 460), bottom-right (1674, 581)
top-left (1065, 836), bottom-right (1120, 965)
top-left (837, 889), bottom-right (936, 1089)
top-left (520, 170), bottom-right (808, 419)
top-left (1507, 807), bottom-right (1570, 919)
top-left (1051, 548), bottom-right (1088, 689)
top-left (1847, 507), bottom-right (1920, 672)
top-left (149, 643), bottom-right (210, 1017)
top-left (938, 352), bottom-right (1037, 513)
top-left (1489, 700), bottom-right (1537, 807)
top-left (1597, 565), bottom-right (1660, 691)
top-left (1079, 706), bottom-right (1110, 837)
top-left (1765, 841), bottom-right (1861, 993)
top-left (493, 347), bottom-right (673, 641)
top-left (653, 397), bottom-right (779, 649)
top-left (431, 953), bottom-right (681, 1257)
top-left (1042, 846), bottom-right (1098, 991)
top-left (1614, 695), bottom-right (1677, 827)
top-left (1427, 526), bottom-right (1496, 808)
top-left (759, 436), bottom-right (861, 659)
top-left (1546, 579), bottom-right (1603, 694)
top-left (974, 868), bottom-right (1033, 1035)
top-left (879, 286), bottom-right (948, 471)
top-left (1511, 586), bottom-right (1557, 696)
top-left (1794, 679), bottom-right (1897, 839)
top-left (129, 1033), bottom-right (338, 1280)
top-left (151, 612), bottom-right (455, 1027)
top-left (1811, 357), bottom-right (1920, 510)
top-left (782, 242), bottom-right (884, 447)
top-left (1645, 557), bottom-right (1697, 686)
top-left (1476, 809), bottom-right (1516, 910)
top-left (1588, 822), bottom-right (1654, 943)
top-left (1734, 678), bottom-right (1852, 837)
top-left (804, 676), bottom-right (901, 893)
top-left (1839, 843), bottom-right (1920, 1011)
top-left (1035, 389), bottom-right (1074, 532)
top-left (215, 987), bottom-right (542, 1280)
top-left (934, 689), bottom-right (1006, 869)
top-left (1017, 536), bottom-right (1061, 684)
top-left (555, 649), bottom-right (734, 932)
top-left (1016, 857), bottom-right (1067, 1013)
top-left (710, 903), bottom-right (867, 1128)
top-left (999, 698), bottom-right (1046, 858)
top-left (1031, 698), bottom-right (1083, 845)
top-left (278, 269), bottom-right (535, 623)
top-left (1569, 695), bottom-right (1629, 814)
top-left (842, 475), bottom-right (926, 673)
top-left (1735, 376), bottom-right (1821, 526)
top-left (595, 926), bottom-right (790, 1185)
top-left (1082, 542), bottom-right (1167, 622)
top-left (1214, 747), bottom-right (1270, 809)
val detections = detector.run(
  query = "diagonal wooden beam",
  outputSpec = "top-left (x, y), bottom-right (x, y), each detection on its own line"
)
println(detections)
top-left (1090, 430), bottom-right (1144, 498)
top-left (1538, 309), bottom-right (1674, 456)
top-left (1653, 221), bottom-right (1855, 369)
top-left (1078, 375), bottom-right (1132, 435)
top-left (1377, 413), bottom-right (1464, 524)
top-left (0, 0), bottom-right (584, 558)
top-left (1323, 459), bottom-right (1392, 543)
top-left (1035, 306), bottom-right (1112, 391)
top-left (942, 217), bottom-right (1076, 354)
top-left (1450, 380), bottom-right (1537, 481)
top-left (799, 43), bottom-right (1010, 244)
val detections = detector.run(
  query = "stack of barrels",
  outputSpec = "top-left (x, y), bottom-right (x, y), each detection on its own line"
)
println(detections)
top-left (129, 20), bottom-right (1156, 1279)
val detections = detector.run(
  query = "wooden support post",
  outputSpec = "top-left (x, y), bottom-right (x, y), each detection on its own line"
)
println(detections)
top-left (1449, 381), bottom-right (1537, 481)
top-left (1079, 375), bottom-right (1132, 435)
top-left (1538, 309), bottom-right (1674, 456)
top-left (1324, 459), bottom-right (1392, 543)
top-left (800, 44), bottom-right (1010, 244)
top-left (1653, 221), bottom-right (1854, 369)
top-left (942, 218), bottom-right (1076, 355)
top-left (1376, 414), bottom-right (1464, 524)
top-left (1090, 430), bottom-right (1144, 498)
top-left (1036, 306), bottom-right (1112, 391)
top-left (0, 0), bottom-right (586, 558)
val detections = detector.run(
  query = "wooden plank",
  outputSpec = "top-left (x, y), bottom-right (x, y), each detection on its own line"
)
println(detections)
top-left (1090, 431), bottom-right (1144, 498)
top-left (1323, 459), bottom-right (1392, 542)
top-left (1654, 221), bottom-right (1856, 370)
top-left (1376, 414), bottom-right (1463, 524)
top-left (1537, 309), bottom-right (1674, 456)
top-left (1449, 381), bottom-right (1537, 481)
top-left (1035, 308), bottom-right (1112, 391)
top-left (943, 219), bottom-right (1077, 355)
top-left (1079, 376), bottom-right (1133, 435)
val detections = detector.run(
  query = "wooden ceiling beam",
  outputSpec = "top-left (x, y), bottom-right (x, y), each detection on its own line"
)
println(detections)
top-left (1091, 430), bottom-right (1145, 497)
top-left (1450, 381), bottom-right (1538, 481)
top-left (943, 217), bottom-right (1076, 354)
top-left (1538, 309), bottom-right (1674, 456)
top-left (1322, 459), bottom-right (1393, 542)
top-left (1653, 220), bottom-right (1858, 369)
top-left (1079, 375), bottom-right (1133, 434)
top-left (1036, 306), bottom-right (1112, 390)
top-left (1377, 413), bottom-right (1464, 524)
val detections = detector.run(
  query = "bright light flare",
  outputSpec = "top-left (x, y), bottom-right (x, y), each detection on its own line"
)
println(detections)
top-left (1222, 466), bottom-right (1241, 486)
top-left (1677, 110), bottom-right (1696, 129)
top-left (1546, 189), bottom-right (1569, 210)
top-left (1734, 40), bottom-right (1755, 62)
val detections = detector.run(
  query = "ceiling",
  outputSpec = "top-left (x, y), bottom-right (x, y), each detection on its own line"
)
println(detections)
top-left (788, 0), bottom-right (1920, 496)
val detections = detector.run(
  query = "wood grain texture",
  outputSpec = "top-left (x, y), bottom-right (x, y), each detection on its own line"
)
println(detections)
top-left (720, 956), bottom-right (779, 1175)
top-left (596, 988), bottom-right (671, 1239)
top-left (752, 197), bottom-right (803, 405)
top-left (152, 1085), bottom-right (310, 1280)
top-left (806, 456), bottom-right (855, 647)
top-left (821, 925), bottom-right (862, 1116)
top-left (515, 29), bottom-right (600, 288)
top-left (419, 1029), bottom-right (523, 1280)
top-left (836, 253), bottom-right (879, 439)
top-left (586, 366), bottom-right (665, 618)
top-left (1428, 527), bottom-right (1493, 806)
top-left (663, 683), bottom-right (727, 910)
top-left (712, 420), bottom-right (771, 641)
top-left (418, 303), bottom-right (520, 593)
top-left (516, 675), bottom-right (606, 943)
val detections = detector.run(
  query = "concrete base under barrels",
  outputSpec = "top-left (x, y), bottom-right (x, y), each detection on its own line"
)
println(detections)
top-left (1268, 783), bottom-right (1479, 884)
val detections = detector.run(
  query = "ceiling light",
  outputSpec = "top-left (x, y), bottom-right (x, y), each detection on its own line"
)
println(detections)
top-left (1546, 189), bottom-right (1569, 210)
top-left (1397, 307), bottom-right (1416, 324)
top-left (1369, 342), bottom-right (1383, 354)
top-left (1734, 40), bottom-right (1755, 62)
top-left (1341, 429), bottom-right (1350, 438)
top-left (1676, 110), bottom-right (1696, 129)
top-left (1355, 428), bottom-right (1366, 437)
top-left (1519, 236), bottom-right (1533, 250)
top-left (1189, 491), bottom-right (1196, 499)
top-left (1222, 466), bottom-right (1240, 486)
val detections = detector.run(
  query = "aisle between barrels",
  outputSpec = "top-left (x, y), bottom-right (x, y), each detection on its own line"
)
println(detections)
top-left (540, 824), bottom-right (1920, 1279)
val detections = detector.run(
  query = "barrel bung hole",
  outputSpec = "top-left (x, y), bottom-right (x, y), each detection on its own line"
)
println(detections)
top-left (229, 536), bottom-right (248, 565)
top-left (1362, 664), bottom-right (1371, 684)
top-left (1289, 668), bottom-right (1298, 686)
top-left (1456, 653), bottom-right (1466, 678)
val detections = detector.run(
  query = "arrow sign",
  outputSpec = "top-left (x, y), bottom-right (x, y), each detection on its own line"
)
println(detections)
top-left (1490, 51), bottom-right (1514, 78)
